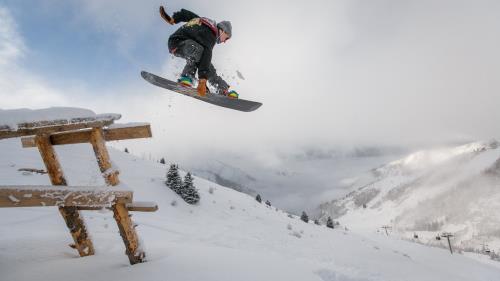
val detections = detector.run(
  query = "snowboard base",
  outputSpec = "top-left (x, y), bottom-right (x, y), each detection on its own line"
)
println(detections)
top-left (141, 71), bottom-right (262, 112)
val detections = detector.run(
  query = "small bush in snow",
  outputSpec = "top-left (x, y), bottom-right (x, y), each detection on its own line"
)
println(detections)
top-left (287, 223), bottom-right (293, 230)
top-left (300, 211), bottom-right (309, 223)
top-left (208, 186), bottom-right (215, 194)
top-left (490, 251), bottom-right (500, 261)
top-left (171, 200), bottom-right (177, 206)
top-left (314, 219), bottom-right (321, 225)
top-left (255, 194), bottom-right (262, 203)
top-left (265, 200), bottom-right (271, 207)
top-left (326, 217), bottom-right (334, 229)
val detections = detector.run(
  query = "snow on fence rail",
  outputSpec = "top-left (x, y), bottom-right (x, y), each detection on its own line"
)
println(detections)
top-left (0, 114), bottom-right (123, 140)
top-left (0, 185), bottom-right (133, 208)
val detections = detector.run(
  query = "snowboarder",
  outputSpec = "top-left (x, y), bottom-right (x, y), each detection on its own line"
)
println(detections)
top-left (160, 6), bottom-right (239, 99)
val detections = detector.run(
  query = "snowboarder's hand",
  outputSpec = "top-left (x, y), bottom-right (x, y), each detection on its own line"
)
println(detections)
top-left (159, 6), bottom-right (174, 24)
top-left (197, 79), bottom-right (207, 96)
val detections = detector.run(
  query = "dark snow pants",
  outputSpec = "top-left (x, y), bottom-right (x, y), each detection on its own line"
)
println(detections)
top-left (169, 39), bottom-right (229, 93)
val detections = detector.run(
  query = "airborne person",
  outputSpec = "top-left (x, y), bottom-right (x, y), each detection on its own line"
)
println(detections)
top-left (160, 6), bottom-right (238, 98)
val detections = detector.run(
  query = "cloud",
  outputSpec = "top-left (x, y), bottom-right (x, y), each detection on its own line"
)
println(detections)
top-left (0, 7), bottom-right (25, 66)
top-left (2, 1), bottom-right (500, 153)
top-left (0, 5), bottom-right (71, 110)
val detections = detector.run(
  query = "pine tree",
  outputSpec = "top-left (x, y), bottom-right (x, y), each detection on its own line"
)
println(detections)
top-left (182, 172), bottom-right (200, 204)
top-left (160, 157), bottom-right (166, 164)
top-left (166, 164), bottom-right (182, 194)
top-left (326, 216), bottom-right (334, 229)
top-left (255, 194), bottom-right (262, 203)
top-left (124, 147), bottom-right (129, 153)
top-left (300, 211), bottom-right (309, 223)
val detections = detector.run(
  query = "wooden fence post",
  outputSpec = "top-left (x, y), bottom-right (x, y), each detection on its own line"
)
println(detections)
top-left (35, 134), bottom-right (95, 256)
top-left (89, 128), bottom-right (145, 264)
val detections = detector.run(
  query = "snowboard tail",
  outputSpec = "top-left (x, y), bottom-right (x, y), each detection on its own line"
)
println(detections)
top-left (141, 71), bottom-right (262, 112)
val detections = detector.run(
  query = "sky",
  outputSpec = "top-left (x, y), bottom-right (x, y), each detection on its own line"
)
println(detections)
top-left (1, 0), bottom-right (500, 162)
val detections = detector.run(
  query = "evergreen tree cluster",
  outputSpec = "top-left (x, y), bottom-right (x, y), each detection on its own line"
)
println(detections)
top-left (165, 164), bottom-right (200, 204)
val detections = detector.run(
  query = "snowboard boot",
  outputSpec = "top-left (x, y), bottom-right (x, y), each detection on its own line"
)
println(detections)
top-left (178, 76), bottom-right (194, 87)
top-left (222, 89), bottom-right (239, 99)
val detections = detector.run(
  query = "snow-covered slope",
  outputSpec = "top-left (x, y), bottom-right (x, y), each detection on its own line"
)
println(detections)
top-left (1, 137), bottom-right (500, 280)
top-left (318, 140), bottom-right (500, 255)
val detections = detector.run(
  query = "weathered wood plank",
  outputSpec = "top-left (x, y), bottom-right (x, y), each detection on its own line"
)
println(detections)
top-left (21, 124), bottom-right (152, 148)
top-left (59, 206), bottom-right (93, 256)
top-left (16, 115), bottom-right (120, 129)
top-left (77, 201), bottom-right (158, 212)
top-left (35, 135), bottom-right (67, 186)
top-left (0, 185), bottom-right (133, 208)
top-left (0, 118), bottom-right (116, 140)
top-left (90, 128), bottom-right (120, 185)
top-left (126, 201), bottom-right (158, 212)
top-left (89, 127), bottom-right (145, 264)
top-left (35, 135), bottom-right (95, 257)
top-left (113, 203), bottom-right (145, 264)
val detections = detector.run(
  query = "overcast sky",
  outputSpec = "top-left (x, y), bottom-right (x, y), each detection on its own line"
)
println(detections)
top-left (1, 0), bottom-right (500, 158)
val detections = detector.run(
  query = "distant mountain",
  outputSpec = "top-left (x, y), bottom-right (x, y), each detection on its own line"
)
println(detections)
top-left (189, 159), bottom-right (257, 195)
top-left (318, 140), bottom-right (500, 253)
top-left (182, 146), bottom-right (406, 214)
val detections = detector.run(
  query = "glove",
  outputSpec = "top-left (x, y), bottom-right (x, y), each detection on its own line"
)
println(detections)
top-left (159, 6), bottom-right (175, 24)
top-left (197, 79), bottom-right (207, 96)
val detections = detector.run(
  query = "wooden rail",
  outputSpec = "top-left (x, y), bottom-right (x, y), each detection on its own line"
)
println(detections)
top-left (21, 124), bottom-right (152, 147)
top-left (0, 185), bottom-right (133, 208)
top-left (77, 201), bottom-right (158, 212)
top-left (0, 115), bottom-right (120, 140)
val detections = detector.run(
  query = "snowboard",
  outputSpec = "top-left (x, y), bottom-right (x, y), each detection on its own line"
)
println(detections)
top-left (141, 71), bottom-right (262, 112)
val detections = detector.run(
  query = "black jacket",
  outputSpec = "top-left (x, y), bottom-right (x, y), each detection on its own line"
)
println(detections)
top-left (168, 9), bottom-right (218, 79)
